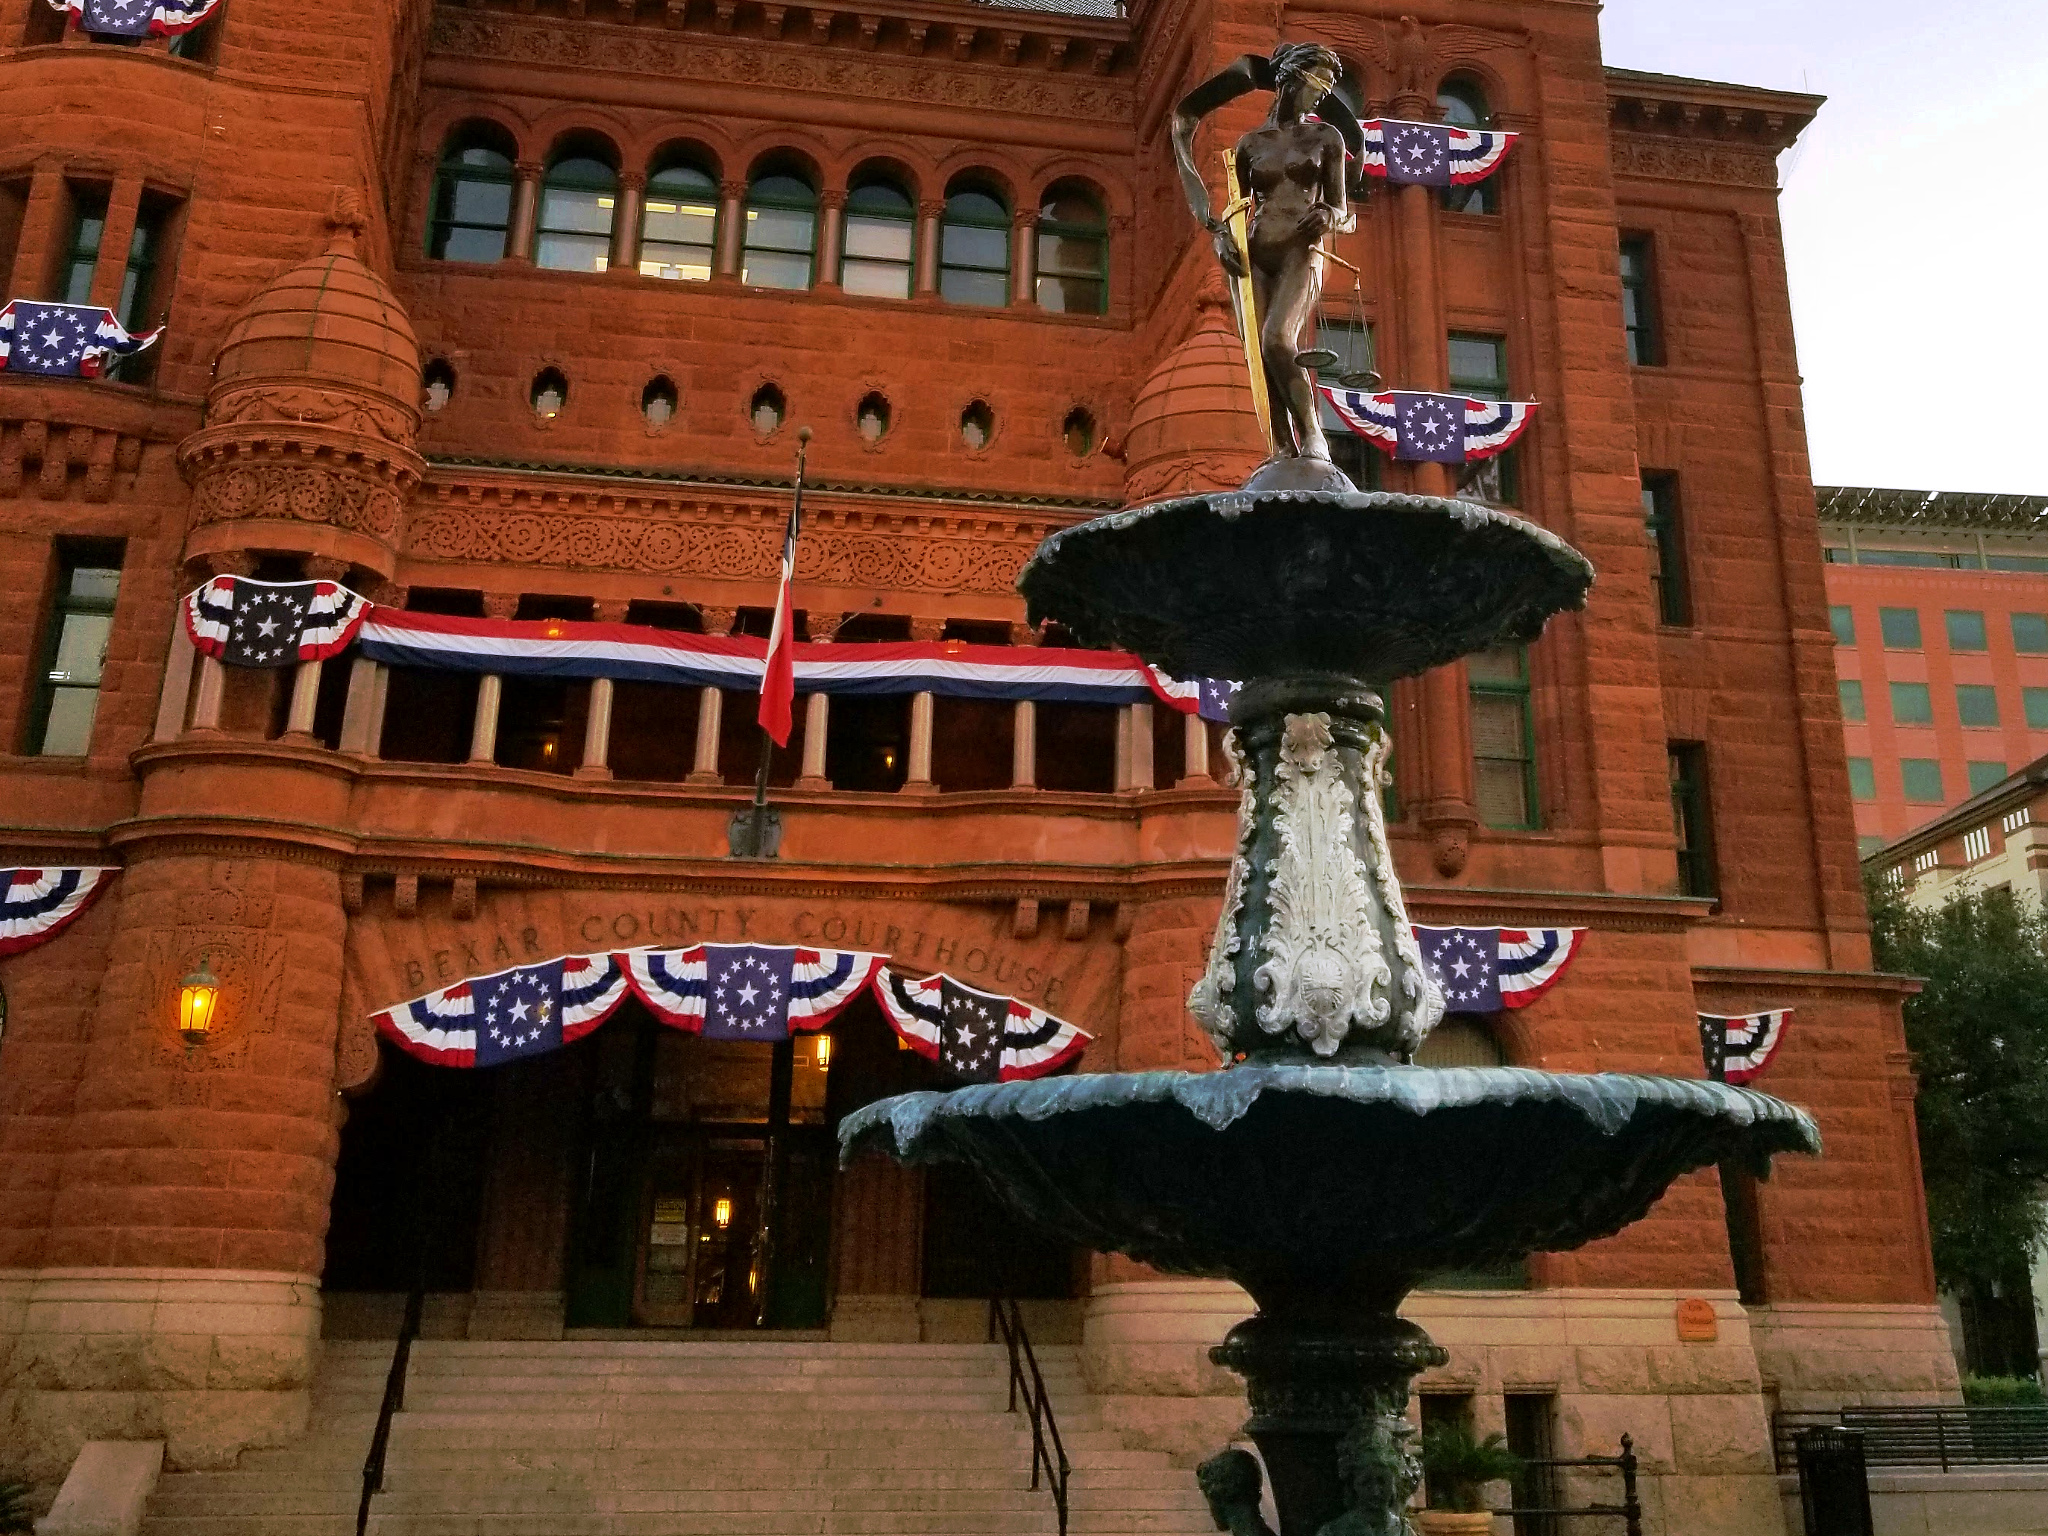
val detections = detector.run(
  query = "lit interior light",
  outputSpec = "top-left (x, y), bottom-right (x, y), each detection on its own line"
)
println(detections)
top-left (713, 1197), bottom-right (733, 1229)
top-left (178, 954), bottom-right (222, 1047)
top-left (812, 1034), bottom-right (833, 1070)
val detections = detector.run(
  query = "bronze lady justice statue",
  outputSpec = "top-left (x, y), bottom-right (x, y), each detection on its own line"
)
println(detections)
top-left (1172, 43), bottom-right (1366, 491)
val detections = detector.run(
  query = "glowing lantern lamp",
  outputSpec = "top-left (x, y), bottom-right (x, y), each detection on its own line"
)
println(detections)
top-left (713, 1197), bottom-right (733, 1230)
top-left (178, 954), bottom-right (222, 1047)
top-left (812, 1034), bottom-right (833, 1070)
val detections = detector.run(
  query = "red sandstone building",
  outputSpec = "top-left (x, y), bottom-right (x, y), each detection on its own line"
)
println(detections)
top-left (1, 0), bottom-right (1958, 1529)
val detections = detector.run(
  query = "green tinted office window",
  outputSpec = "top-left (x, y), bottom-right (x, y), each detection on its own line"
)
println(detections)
top-left (1847, 758), bottom-right (1876, 800)
top-left (1901, 759), bottom-right (1944, 802)
top-left (1838, 680), bottom-right (1864, 721)
top-left (2015, 613), bottom-right (2048, 653)
top-left (1879, 608), bottom-right (1921, 649)
top-left (1969, 761), bottom-right (2008, 794)
top-left (1957, 685), bottom-right (2000, 727)
top-left (1947, 610), bottom-right (1988, 651)
top-left (1830, 606), bottom-right (1855, 645)
top-left (1858, 834), bottom-right (1886, 857)
top-left (1890, 682), bottom-right (1933, 724)
top-left (2026, 687), bottom-right (2048, 728)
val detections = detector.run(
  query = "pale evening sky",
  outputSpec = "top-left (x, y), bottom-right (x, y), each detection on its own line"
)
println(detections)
top-left (1598, 0), bottom-right (2048, 496)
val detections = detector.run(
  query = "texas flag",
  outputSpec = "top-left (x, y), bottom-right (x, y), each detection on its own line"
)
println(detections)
top-left (758, 490), bottom-right (801, 745)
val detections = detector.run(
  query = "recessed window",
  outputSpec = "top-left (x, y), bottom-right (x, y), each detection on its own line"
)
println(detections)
top-left (641, 159), bottom-right (718, 281)
top-left (1946, 610), bottom-right (1988, 651)
top-left (28, 540), bottom-right (124, 757)
top-left (1847, 757), bottom-right (1876, 801)
top-left (1469, 646), bottom-right (1537, 829)
top-left (1890, 682), bottom-right (1932, 725)
top-left (1036, 182), bottom-right (1107, 315)
top-left (1969, 761), bottom-right (2008, 794)
top-left (1878, 607), bottom-right (1922, 649)
top-left (750, 383), bottom-right (786, 435)
top-left (2014, 613), bottom-right (2048, 653)
top-left (642, 375), bottom-right (678, 428)
top-left (1448, 333), bottom-right (1515, 506)
top-left (530, 367), bottom-right (568, 419)
top-left (841, 176), bottom-right (915, 299)
top-left (1668, 742), bottom-right (1715, 898)
top-left (856, 392), bottom-right (891, 442)
top-left (1437, 79), bottom-right (1498, 215)
top-left (422, 358), bottom-right (456, 413)
top-left (1641, 472), bottom-right (1688, 626)
top-left (742, 171), bottom-right (817, 290)
top-left (959, 400), bottom-right (994, 450)
top-left (1901, 758), bottom-right (1944, 803)
top-left (1830, 606), bottom-right (1856, 645)
top-left (1838, 680), bottom-right (1864, 722)
top-left (1062, 407), bottom-right (1095, 458)
top-left (1957, 684), bottom-right (2000, 727)
top-left (2027, 687), bottom-right (2048, 729)
top-left (940, 180), bottom-right (1010, 307)
top-left (536, 153), bottom-right (617, 273)
top-left (1618, 235), bottom-right (1659, 365)
top-left (428, 126), bottom-right (517, 262)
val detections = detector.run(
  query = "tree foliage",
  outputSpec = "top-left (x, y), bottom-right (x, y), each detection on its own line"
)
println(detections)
top-left (1868, 876), bottom-right (2048, 1292)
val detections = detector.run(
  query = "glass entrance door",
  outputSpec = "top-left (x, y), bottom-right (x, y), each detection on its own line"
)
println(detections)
top-left (637, 1129), bottom-right (770, 1328)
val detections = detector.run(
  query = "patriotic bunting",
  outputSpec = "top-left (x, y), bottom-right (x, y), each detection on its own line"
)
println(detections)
top-left (1146, 669), bottom-right (1239, 724)
top-left (872, 967), bottom-right (1091, 1084)
top-left (622, 944), bottom-right (884, 1039)
top-left (45, 0), bottom-right (220, 35)
top-left (0, 867), bottom-right (118, 958)
top-left (0, 301), bottom-right (162, 378)
top-left (374, 952), bottom-right (628, 1067)
top-left (1358, 118), bottom-right (1517, 187)
top-left (184, 577), bottom-right (370, 667)
top-left (1319, 387), bottom-right (1537, 465)
top-left (1699, 1009), bottom-right (1791, 1085)
top-left (1412, 925), bottom-right (1584, 1012)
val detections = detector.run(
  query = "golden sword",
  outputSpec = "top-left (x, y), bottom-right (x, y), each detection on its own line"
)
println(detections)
top-left (1220, 152), bottom-right (1272, 445)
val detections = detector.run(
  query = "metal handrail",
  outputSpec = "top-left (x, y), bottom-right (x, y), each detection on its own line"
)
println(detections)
top-left (988, 1296), bottom-right (1071, 1536)
top-left (356, 1284), bottom-right (425, 1536)
top-left (1772, 1405), bottom-right (2048, 1473)
top-left (1492, 1433), bottom-right (1642, 1536)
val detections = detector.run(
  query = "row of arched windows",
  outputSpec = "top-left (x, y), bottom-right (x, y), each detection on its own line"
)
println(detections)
top-left (426, 126), bottom-right (1111, 314)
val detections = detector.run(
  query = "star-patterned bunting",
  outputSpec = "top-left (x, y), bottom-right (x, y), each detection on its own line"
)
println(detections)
top-left (1699, 1010), bottom-right (1791, 1085)
top-left (375, 953), bottom-right (627, 1068)
top-left (1146, 669), bottom-right (1240, 724)
top-left (1358, 118), bottom-right (1518, 188)
top-left (184, 576), bottom-right (371, 667)
top-left (1411, 926), bottom-right (1584, 1012)
top-left (44, 0), bottom-right (221, 38)
top-left (1318, 387), bottom-right (1538, 466)
top-left (622, 943), bottom-right (884, 1039)
top-left (0, 300), bottom-right (162, 377)
top-left (873, 968), bottom-right (1092, 1084)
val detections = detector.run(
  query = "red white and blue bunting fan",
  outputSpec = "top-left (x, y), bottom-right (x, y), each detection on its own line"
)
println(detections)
top-left (1412, 926), bottom-right (1584, 1011)
top-left (185, 577), bottom-right (371, 667)
top-left (1146, 668), bottom-right (1238, 723)
top-left (873, 967), bottom-right (1091, 1084)
top-left (1699, 1010), bottom-right (1791, 1085)
top-left (44, 0), bottom-right (220, 36)
top-left (623, 944), bottom-right (884, 1040)
top-left (375, 952), bottom-right (628, 1067)
top-left (1318, 387), bottom-right (1537, 465)
top-left (0, 301), bottom-right (163, 377)
top-left (0, 867), bottom-right (119, 958)
top-left (1357, 118), bottom-right (1517, 187)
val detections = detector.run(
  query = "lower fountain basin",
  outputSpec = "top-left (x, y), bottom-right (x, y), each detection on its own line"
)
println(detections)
top-left (839, 1066), bottom-right (1818, 1303)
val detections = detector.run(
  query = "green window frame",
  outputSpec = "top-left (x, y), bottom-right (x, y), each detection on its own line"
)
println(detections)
top-left (1900, 758), bottom-right (1944, 803)
top-left (1946, 610), bottom-right (1988, 651)
top-left (939, 184), bottom-right (1010, 307)
top-left (1890, 682), bottom-right (1933, 725)
top-left (428, 142), bottom-right (515, 262)
top-left (1035, 183), bottom-right (1108, 315)
top-left (1447, 332), bottom-right (1517, 506)
top-left (59, 191), bottom-right (108, 304)
top-left (1618, 235), bottom-right (1659, 365)
top-left (741, 173), bottom-right (818, 290)
top-left (1641, 472), bottom-right (1689, 626)
top-left (1878, 607), bottom-right (1922, 649)
top-left (1668, 743), bottom-right (1716, 898)
top-left (1858, 835), bottom-right (1886, 857)
top-left (1847, 757), bottom-right (1876, 801)
top-left (839, 178), bottom-right (915, 299)
top-left (1829, 606), bottom-right (1856, 645)
top-left (535, 156), bottom-right (617, 274)
top-left (2014, 613), bottom-right (2048, 654)
top-left (639, 162), bottom-right (719, 282)
top-left (2026, 687), bottom-right (2048, 729)
top-left (1470, 646), bottom-right (1538, 830)
top-left (1968, 761), bottom-right (2008, 795)
top-left (1838, 680), bottom-right (1865, 722)
top-left (1957, 685), bottom-right (2000, 727)
top-left (27, 540), bottom-right (124, 758)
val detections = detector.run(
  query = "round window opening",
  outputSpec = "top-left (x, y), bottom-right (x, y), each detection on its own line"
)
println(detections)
top-left (643, 375), bottom-right (679, 428)
top-left (960, 399), bottom-right (994, 450)
top-left (857, 392), bottom-right (891, 443)
top-left (423, 359), bottom-right (456, 414)
top-left (530, 367), bottom-right (569, 420)
top-left (751, 383), bottom-right (787, 435)
top-left (1062, 406), bottom-right (1096, 458)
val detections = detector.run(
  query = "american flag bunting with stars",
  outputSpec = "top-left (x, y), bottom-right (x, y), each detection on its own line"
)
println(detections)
top-left (1411, 926), bottom-right (1584, 1012)
top-left (1699, 1009), bottom-right (1791, 1085)
top-left (872, 967), bottom-right (1091, 1084)
top-left (45, 0), bottom-right (221, 37)
top-left (375, 953), bottom-right (628, 1067)
top-left (1357, 118), bottom-right (1517, 187)
top-left (0, 301), bottom-right (162, 377)
top-left (0, 867), bottom-right (119, 958)
top-left (1145, 668), bottom-right (1239, 724)
top-left (184, 576), bottom-right (371, 668)
top-left (622, 943), bottom-right (884, 1039)
top-left (1318, 387), bottom-right (1537, 466)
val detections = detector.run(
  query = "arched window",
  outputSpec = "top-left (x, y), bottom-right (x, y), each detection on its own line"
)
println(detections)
top-left (1035, 182), bottom-right (1107, 315)
top-left (1437, 78), bottom-right (1499, 216)
top-left (939, 181), bottom-right (1009, 307)
top-left (535, 153), bottom-right (618, 272)
top-left (640, 160), bottom-right (718, 281)
top-left (742, 170), bottom-right (818, 290)
top-left (840, 176), bottom-right (915, 299)
top-left (422, 358), bottom-right (456, 413)
top-left (427, 128), bottom-right (516, 262)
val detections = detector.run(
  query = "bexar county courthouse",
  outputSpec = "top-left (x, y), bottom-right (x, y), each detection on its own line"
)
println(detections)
top-left (0, 0), bottom-right (1960, 1530)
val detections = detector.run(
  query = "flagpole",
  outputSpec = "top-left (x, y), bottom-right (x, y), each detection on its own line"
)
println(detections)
top-left (731, 427), bottom-right (809, 859)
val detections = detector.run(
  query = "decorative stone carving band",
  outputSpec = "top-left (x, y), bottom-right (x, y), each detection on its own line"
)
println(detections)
top-left (1609, 131), bottom-right (1778, 189)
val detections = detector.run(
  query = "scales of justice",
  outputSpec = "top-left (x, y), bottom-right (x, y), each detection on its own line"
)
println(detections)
top-left (842, 41), bottom-right (1819, 1536)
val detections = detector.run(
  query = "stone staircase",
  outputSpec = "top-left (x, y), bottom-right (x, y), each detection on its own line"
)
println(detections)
top-left (142, 1338), bottom-right (1214, 1536)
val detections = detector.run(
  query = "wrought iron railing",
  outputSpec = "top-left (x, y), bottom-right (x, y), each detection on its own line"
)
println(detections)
top-left (1773, 1406), bottom-right (2048, 1473)
top-left (1494, 1433), bottom-right (1642, 1536)
top-left (355, 1284), bottom-right (425, 1536)
top-left (988, 1296), bottom-right (1071, 1536)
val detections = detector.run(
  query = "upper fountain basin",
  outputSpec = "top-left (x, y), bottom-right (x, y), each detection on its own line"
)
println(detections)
top-left (840, 1065), bottom-right (1818, 1302)
top-left (1019, 490), bottom-right (1594, 684)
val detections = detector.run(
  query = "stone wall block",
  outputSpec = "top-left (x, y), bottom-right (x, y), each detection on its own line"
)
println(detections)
top-left (1666, 1393), bottom-right (1774, 1475)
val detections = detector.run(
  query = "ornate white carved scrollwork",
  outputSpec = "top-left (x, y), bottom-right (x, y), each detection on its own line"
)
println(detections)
top-left (1356, 723), bottom-right (1444, 1058)
top-left (1188, 728), bottom-right (1251, 1059)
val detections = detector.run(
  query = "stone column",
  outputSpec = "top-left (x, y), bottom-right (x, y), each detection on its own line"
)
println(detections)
top-left (611, 169), bottom-right (645, 276)
top-left (86, 172), bottom-right (145, 311)
top-left (689, 604), bottom-right (736, 782)
top-left (1125, 703), bottom-right (1154, 791)
top-left (814, 189), bottom-right (846, 291)
top-left (575, 677), bottom-right (614, 779)
top-left (152, 619), bottom-right (197, 743)
top-left (337, 657), bottom-right (382, 755)
top-left (1180, 713), bottom-right (1212, 787)
top-left (798, 694), bottom-right (831, 788)
top-left (189, 656), bottom-right (227, 732)
top-left (366, 665), bottom-right (389, 756)
top-left (827, 1158), bottom-right (925, 1342)
top-left (1012, 702), bottom-right (1037, 788)
top-left (913, 199), bottom-right (943, 296)
top-left (469, 675), bottom-right (503, 764)
top-left (507, 160), bottom-right (543, 263)
top-left (903, 692), bottom-right (936, 792)
top-left (1009, 205), bottom-right (1037, 306)
top-left (14, 158), bottom-right (70, 300)
top-left (714, 179), bottom-right (746, 280)
top-left (282, 662), bottom-right (322, 740)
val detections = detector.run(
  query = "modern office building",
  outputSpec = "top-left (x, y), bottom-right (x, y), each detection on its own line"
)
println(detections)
top-left (1, 0), bottom-right (1957, 1530)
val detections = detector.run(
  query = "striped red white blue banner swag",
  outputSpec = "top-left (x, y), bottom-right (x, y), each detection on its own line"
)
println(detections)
top-left (0, 867), bottom-right (119, 958)
top-left (872, 967), bottom-right (1090, 1083)
top-left (375, 952), bottom-right (628, 1067)
top-left (623, 944), bottom-right (884, 1040)
top-left (45, 0), bottom-right (220, 37)
top-left (1699, 1009), bottom-right (1791, 1085)
top-left (1318, 387), bottom-right (1537, 465)
top-left (184, 577), bottom-right (371, 667)
top-left (1411, 926), bottom-right (1584, 1011)
top-left (1357, 118), bottom-right (1517, 186)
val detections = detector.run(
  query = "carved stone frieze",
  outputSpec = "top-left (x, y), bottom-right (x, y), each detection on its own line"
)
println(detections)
top-left (187, 447), bottom-right (413, 542)
top-left (1187, 728), bottom-right (1251, 1060)
top-left (1609, 130), bottom-right (1778, 189)
top-left (427, 11), bottom-right (1133, 121)
top-left (206, 384), bottom-right (418, 448)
